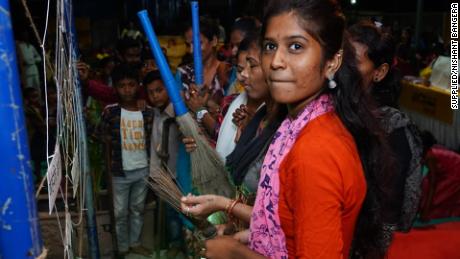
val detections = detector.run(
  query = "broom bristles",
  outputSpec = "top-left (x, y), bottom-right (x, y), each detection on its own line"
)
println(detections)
top-left (148, 166), bottom-right (183, 210)
top-left (147, 167), bottom-right (217, 239)
top-left (176, 113), bottom-right (235, 198)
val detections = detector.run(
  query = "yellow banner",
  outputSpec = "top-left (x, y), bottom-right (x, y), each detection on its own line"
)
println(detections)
top-left (399, 81), bottom-right (454, 125)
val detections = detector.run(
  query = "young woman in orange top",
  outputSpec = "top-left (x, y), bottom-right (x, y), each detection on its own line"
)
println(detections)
top-left (181, 0), bottom-right (395, 258)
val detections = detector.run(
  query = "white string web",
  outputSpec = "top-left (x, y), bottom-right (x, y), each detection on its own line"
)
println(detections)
top-left (21, 0), bottom-right (91, 257)
top-left (54, 0), bottom-right (90, 257)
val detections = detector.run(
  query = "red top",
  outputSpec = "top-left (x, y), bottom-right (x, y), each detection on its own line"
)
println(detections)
top-left (85, 80), bottom-right (117, 105)
top-left (278, 112), bottom-right (366, 259)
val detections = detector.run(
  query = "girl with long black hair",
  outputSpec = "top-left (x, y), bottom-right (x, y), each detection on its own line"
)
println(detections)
top-left (349, 20), bottom-right (424, 241)
top-left (181, 1), bottom-right (395, 258)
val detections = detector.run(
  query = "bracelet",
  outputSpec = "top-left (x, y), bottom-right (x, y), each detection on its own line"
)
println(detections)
top-left (226, 199), bottom-right (240, 217)
top-left (196, 109), bottom-right (209, 122)
top-left (224, 199), bottom-right (234, 213)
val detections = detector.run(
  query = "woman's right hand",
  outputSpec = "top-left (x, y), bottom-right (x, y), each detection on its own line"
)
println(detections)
top-left (182, 137), bottom-right (197, 153)
top-left (232, 104), bottom-right (248, 126)
top-left (185, 84), bottom-right (209, 112)
top-left (181, 194), bottom-right (227, 220)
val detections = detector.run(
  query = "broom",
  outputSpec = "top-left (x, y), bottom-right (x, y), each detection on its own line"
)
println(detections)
top-left (137, 10), bottom-right (234, 198)
top-left (146, 166), bottom-right (217, 240)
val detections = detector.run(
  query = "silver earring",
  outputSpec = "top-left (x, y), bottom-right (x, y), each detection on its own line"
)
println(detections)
top-left (328, 74), bottom-right (337, 89)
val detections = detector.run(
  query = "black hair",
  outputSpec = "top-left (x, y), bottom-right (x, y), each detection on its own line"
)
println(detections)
top-left (182, 21), bottom-right (192, 34)
top-left (142, 70), bottom-right (162, 86)
top-left (141, 48), bottom-right (154, 62)
top-left (232, 16), bottom-right (260, 36)
top-left (420, 130), bottom-right (437, 155)
top-left (263, 1), bottom-right (395, 258)
top-left (98, 56), bottom-right (115, 69)
top-left (349, 21), bottom-right (401, 107)
top-left (117, 38), bottom-right (141, 55)
top-left (237, 30), bottom-right (261, 56)
top-left (200, 18), bottom-right (220, 41)
top-left (111, 64), bottom-right (139, 86)
top-left (141, 46), bottom-right (169, 64)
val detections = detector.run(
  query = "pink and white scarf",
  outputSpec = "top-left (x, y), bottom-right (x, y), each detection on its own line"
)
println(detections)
top-left (249, 94), bottom-right (334, 258)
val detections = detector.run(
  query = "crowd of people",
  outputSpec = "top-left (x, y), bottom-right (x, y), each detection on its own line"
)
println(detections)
top-left (18, 0), bottom-right (458, 258)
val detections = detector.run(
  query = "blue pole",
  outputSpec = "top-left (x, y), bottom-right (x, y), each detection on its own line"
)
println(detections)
top-left (191, 1), bottom-right (204, 86)
top-left (0, 0), bottom-right (43, 258)
top-left (138, 10), bottom-right (188, 116)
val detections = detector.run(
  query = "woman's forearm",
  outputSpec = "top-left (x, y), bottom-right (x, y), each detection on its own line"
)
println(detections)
top-left (231, 202), bottom-right (253, 223)
top-left (217, 196), bottom-right (253, 223)
top-left (201, 113), bottom-right (217, 136)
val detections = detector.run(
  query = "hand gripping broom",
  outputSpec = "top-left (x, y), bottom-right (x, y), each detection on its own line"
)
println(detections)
top-left (137, 10), bottom-right (234, 198)
top-left (146, 165), bottom-right (217, 240)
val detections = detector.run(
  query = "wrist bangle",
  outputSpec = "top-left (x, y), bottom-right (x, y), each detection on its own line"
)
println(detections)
top-left (224, 199), bottom-right (234, 213)
top-left (226, 199), bottom-right (239, 217)
top-left (196, 109), bottom-right (209, 122)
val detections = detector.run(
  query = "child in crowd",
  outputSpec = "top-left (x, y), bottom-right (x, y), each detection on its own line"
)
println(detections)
top-left (97, 64), bottom-right (154, 257)
top-left (140, 51), bottom-right (159, 80)
top-left (145, 70), bottom-right (188, 257)
top-left (117, 38), bottom-right (143, 66)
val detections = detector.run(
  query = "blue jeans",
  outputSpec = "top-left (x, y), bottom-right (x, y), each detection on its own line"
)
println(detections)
top-left (112, 167), bottom-right (148, 252)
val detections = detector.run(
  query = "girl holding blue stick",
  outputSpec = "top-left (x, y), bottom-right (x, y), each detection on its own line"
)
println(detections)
top-left (176, 18), bottom-right (232, 115)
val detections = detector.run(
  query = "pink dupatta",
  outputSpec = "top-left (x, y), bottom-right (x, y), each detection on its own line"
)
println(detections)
top-left (249, 94), bottom-right (334, 258)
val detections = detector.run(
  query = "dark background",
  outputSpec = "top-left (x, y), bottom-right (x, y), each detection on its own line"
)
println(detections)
top-left (10, 0), bottom-right (452, 50)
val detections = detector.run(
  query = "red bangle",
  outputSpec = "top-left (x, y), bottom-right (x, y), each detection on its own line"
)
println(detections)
top-left (226, 199), bottom-right (239, 217)
top-left (224, 199), bottom-right (234, 213)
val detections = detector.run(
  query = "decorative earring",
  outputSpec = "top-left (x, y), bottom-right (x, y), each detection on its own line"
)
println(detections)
top-left (328, 74), bottom-right (337, 89)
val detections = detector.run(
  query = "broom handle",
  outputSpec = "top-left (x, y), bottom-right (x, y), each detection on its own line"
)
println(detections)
top-left (191, 1), bottom-right (204, 86)
top-left (186, 215), bottom-right (218, 240)
top-left (137, 10), bottom-right (188, 117)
